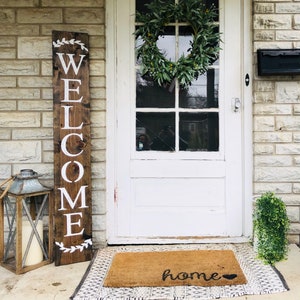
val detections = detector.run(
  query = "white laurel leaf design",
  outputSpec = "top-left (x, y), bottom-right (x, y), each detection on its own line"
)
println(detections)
top-left (55, 238), bottom-right (92, 253)
top-left (53, 37), bottom-right (89, 52)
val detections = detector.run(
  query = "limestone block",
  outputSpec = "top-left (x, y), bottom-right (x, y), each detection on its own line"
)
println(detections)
top-left (254, 155), bottom-right (292, 167)
top-left (285, 206), bottom-right (299, 222)
top-left (12, 128), bottom-right (53, 139)
top-left (0, 165), bottom-right (11, 178)
top-left (0, 49), bottom-right (16, 59)
top-left (276, 116), bottom-right (300, 131)
top-left (91, 87), bottom-right (106, 100)
top-left (293, 183), bottom-right (300, 193)
top-left (254, 116), bottom-right (275, 131)
top-left (254, 132), bottom-right (292, 143)
top-left (276, 81), bottom-right (300, 103)
top-left (0, 88), bottom-right (40, 100)
top-left (289, 223), bottom-right (300, 234)
top-left (253, 92), bottom-right (275, 103)
top-left (293, 15), bottom-right (300, 29)
top-left (276, 30), bottom-right (300, 40)
top-left (91, 111), bottom-right (106, 127)
top-left (276, 3), bottom-right (300, 13)
top-left (293, 133), bottom-right (300, 143)
top-left (0, 37), bottom-right (16, 48)
top-left (277, 144), bottom-right (300, 154)
top-left (0, 77), bottom-right (16, 87)
top-left (255, 167), bottom-right (300, 182)
top-left (254, 30), bottom-right (275, 41)
top-left (18, 76), bottom-right (52, 88)
top-left (92, 191), bottom-right (106, 214)
top-left (254, 81), bottom-right (275, 92)
top-left (91, 162), bottom-right (105, 178)
top-left (254, 104), bottom-right (292, 115)
top-left (18, 37), bottom-right (51, 59)
top-left (254, 3), bottom-right (274, 13)
top-left (254, 182), bottom-right (292, 194)
top-left (0, 0), bottom-right (37, 7)
top-left (91, 150), bottom-right (106, 162)
top-left (1, 25), bottom-right (39, 35)
top-left (17, 8), bottom-right (62, 23)
top-left (253, 14), bottom-right (291, 30)
top-left (91, 178), bottom-right (106, 190)
top-left (0, 61), bottom-right (39, 76)
top-left (19, 100), bottom-right (52, 111)
top-left (92, 214), bottom-right (106, 231)
top-left (0, 100), bottom-right (17, 110)
top-left (41, 0), bottom-right (104, 7)
top-left (254, 144), bottom-right (274, 155)
top-left (0, 9), bottom-right (15, 23)
top-left (90, 61), bottom-right (105, 76)
top-left (41, 24), bottom-right (104, 36)
top-left (294, 156), bottom-right (300, 165)
top-left (287, 234), bottom-right (299, 244)
top-left (0, 112), bottom-right (40, 127)
top-left (0, 129), bottom-right (11, 140)
top-left (253, 41), bottom-right (292, 52)
top-left (0, 141), bottom-right (41, 163)
top-left (64, 8), bottom-right (104, 24)
top-left (42, 112), bottom-right (53, 127)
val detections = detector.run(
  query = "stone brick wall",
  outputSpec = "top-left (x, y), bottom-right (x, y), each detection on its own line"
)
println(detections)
top-left (0, 0), bottom-right (106, 246)
top-left (2, 0), bottom-right (300, 246)
top-left (253, 0), bottom-right (300, 244)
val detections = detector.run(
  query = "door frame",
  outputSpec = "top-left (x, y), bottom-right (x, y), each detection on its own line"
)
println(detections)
top-left (105, 0), bottom-right (253, 244)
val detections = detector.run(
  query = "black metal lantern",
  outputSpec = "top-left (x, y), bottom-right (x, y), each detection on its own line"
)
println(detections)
top-left (0, 169), bottom-right (53, 274)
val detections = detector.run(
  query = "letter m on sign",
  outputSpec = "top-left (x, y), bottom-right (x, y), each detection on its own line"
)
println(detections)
top-left (52, 31), bottom-right (92, 266)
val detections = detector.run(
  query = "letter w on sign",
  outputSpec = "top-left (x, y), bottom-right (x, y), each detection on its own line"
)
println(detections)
top-left (52, 31), bottom-right (92, 266)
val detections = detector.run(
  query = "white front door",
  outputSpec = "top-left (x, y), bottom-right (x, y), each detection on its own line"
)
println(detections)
top-left (107, 0), bottom-right (250, 243)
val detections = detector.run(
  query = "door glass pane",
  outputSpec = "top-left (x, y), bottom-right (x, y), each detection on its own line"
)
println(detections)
top-left (136, 112), bottom-right (175, 151)
top-left (135, 0), bottom-right (220, 153)
top-left (179, 69), bottom-right (219, 108)
top-left (179, 26), bottom-right (192, 57)
top-left (136, 70), bottom-right (175, 108)
top-left (179, 113), bottom-right (219, 151)
top-left (157, 26), bottom-right (175, 62)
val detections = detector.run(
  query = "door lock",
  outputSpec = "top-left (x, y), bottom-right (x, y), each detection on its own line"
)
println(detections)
top-left (233, 98), bottom-right (241, 112)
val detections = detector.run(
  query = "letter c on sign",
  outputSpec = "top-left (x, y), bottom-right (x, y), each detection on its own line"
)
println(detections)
top-left (61, 133), bottom-right (84, 157)
top-left (61, 161), bottom-right (84, 183)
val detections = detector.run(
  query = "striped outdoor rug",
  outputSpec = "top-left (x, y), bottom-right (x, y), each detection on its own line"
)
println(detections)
top-left (71, 243), bottom-right (289, 300)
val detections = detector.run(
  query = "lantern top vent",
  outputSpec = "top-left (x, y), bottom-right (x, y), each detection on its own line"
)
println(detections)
top-left (8, 169), bottom-right (51, 195)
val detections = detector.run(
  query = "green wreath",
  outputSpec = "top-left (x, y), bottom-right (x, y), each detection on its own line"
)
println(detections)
top-left (135, 0), bottom-right (221, 89)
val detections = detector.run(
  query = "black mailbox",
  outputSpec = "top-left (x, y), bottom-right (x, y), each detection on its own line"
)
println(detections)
top-left (257, 49), bottom-right (300, 76)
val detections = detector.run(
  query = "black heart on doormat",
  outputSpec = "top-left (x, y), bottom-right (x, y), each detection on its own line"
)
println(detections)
top-left (222, 274), bottom-right (237, 280)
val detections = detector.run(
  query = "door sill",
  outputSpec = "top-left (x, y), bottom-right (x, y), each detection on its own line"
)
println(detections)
top-left (107, 236), bottom-right (251, 245)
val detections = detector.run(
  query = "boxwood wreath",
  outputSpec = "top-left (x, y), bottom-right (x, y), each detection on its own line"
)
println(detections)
top-left (135, 0), bottom-right (221, 89)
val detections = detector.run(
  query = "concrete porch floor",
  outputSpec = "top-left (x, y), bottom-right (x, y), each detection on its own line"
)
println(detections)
top-left (0, 244), bottom-right (299, 300)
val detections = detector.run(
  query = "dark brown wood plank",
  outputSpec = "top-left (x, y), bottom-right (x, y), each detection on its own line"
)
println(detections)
top-left (52, 31), bottom-right (92, 266)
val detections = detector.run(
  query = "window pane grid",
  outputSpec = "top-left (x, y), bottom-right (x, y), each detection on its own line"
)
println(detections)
top-left (135, 0), bottom-right (219, 152)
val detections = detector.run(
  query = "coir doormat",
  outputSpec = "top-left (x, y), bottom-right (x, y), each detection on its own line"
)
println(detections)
top-left (104, 250), bottom-right (247, 287)
top-left (71, 244), bottom-right (289, 300)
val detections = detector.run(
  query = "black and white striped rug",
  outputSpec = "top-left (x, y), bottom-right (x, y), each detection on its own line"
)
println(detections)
top-left (71, 243), bottom-right (289, 300)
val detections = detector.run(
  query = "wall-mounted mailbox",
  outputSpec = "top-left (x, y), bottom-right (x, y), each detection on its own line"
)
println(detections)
top-left (257, 49), bottom-right (300, 76)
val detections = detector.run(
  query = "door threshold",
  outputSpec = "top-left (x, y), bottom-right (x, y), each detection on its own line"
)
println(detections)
top-left (107, 236), bottom-right (251, 245)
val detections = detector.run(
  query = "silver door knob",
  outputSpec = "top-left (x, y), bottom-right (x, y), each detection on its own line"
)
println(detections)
top-left (233, 98), bottom-right (241, 112)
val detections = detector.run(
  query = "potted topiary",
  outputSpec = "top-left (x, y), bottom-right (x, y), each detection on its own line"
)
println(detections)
top-left (253, 192), bottom-right (290, 265)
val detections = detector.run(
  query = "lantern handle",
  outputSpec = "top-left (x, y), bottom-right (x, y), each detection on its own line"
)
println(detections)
top-left (0, 175), bottom-right (18, 200)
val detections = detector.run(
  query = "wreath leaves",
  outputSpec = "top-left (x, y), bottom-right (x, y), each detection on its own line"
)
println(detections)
top-left (135, 0), bottom-right (221, 89)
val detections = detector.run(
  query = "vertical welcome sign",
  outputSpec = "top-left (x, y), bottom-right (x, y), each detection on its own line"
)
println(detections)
top-left (52, 31), bottom-right (92, 265)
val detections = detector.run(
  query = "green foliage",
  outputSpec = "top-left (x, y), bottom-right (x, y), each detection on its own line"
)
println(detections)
top-left (135, 0), bottom-right (221, 89)
top-left (254, 192), bottom-right (290, 265)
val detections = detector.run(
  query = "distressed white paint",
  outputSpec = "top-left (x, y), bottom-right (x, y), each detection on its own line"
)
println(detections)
top-left (106, 0), bottom-right (253, 244)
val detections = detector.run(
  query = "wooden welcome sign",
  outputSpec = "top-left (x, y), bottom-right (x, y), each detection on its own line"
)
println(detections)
top-left (52, 31), bottom-right (92, 265)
